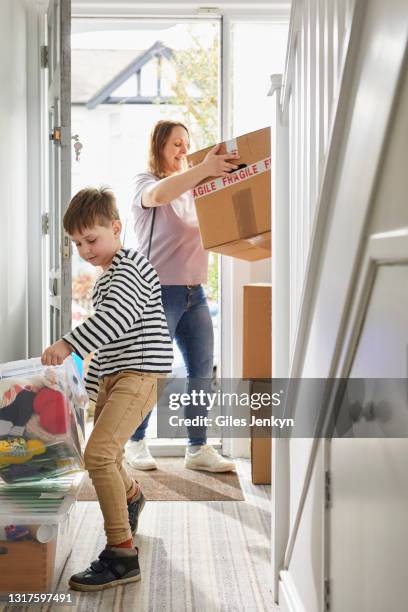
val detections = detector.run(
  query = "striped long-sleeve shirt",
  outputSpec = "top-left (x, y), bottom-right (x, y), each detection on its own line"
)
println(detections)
top-left (64, 248), bottom-right (173, 402)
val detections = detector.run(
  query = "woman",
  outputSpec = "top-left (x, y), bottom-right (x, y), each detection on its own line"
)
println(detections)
top-left (124, 120), bottom-right (239, 472)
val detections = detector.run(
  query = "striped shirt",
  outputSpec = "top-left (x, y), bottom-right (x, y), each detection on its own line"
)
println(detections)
top-left (64, 248), bottom-right (173, 402)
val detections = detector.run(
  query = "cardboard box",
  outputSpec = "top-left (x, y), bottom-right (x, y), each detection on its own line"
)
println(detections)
top-left (251, 436), bottom-right (272, 485)
top-left (188, 127), bottom-right (271, 261)
top-left (0, 539), bottom-right (57, 592)
top-left (243, 284), bottom-right (272, 379)
top-left (250, 381), bottom-right (272, 485)
top-left (244, 291), bottom-right (272, 485)
top-left (0, 493), bottom-right (77, 593)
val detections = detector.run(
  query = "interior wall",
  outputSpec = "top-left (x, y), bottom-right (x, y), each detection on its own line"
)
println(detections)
top-left (0, 0), bottom-right (45, 365)
top-left (250, 258), bottom-right (271, 283)
top-left (0, 0), bottom-right (29, 363)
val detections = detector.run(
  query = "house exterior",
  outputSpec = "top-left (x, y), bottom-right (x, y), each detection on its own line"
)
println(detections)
top-left (71, 42), bottom-right (186, 221)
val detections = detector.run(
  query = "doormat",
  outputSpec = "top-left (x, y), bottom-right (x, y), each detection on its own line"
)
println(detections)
top-left (77, 457), bottom-right (244, 502)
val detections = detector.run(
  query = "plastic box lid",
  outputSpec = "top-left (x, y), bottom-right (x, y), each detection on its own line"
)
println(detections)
top-left (0, 472), bottom-right (82, 524)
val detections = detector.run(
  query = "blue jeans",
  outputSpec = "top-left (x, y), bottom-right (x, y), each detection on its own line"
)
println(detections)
top-left (130, 285), bottom-right (214, 446)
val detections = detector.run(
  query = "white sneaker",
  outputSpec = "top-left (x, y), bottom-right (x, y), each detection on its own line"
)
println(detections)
top-left (125, 440), bottom-right (157, 470)
top-left (184, 445), bottom-right (236, 473)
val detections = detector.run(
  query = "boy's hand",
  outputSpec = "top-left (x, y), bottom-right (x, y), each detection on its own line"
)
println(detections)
top-left (41, 339), bottom-right (72, 366)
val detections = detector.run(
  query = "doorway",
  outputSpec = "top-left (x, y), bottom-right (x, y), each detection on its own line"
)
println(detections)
top-left (70, 17), bottom-right (222, 450)
top-left (67, 11), bottom-right (288, 455)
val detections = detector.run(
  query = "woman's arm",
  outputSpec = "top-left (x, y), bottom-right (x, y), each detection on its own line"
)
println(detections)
top-left (142, 144), bottom-right (240, 207)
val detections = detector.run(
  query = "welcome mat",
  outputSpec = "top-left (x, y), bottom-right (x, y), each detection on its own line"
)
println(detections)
top-left (77, 457), bottom-right (244, 502)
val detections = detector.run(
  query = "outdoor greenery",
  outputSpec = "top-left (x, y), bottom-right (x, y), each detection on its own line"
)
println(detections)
top-left (170, 24), bottom-right (219, 151)
top-left (170, 24), bottom-right (220, 301)
top-left (206, 252), bottom-right (219, 303)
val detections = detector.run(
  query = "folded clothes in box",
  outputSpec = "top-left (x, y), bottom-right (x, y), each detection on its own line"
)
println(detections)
top-left (0, 357), bottom-right (87, 484)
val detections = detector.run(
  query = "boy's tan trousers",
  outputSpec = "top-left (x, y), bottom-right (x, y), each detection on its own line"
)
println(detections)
top-left (84, 370), bottom-right (159, 545)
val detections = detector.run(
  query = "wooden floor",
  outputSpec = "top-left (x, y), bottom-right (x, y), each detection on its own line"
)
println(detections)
top-left (2, 459), bottom-right (276, 612)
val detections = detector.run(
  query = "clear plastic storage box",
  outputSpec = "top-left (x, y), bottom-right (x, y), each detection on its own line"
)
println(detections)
top-left (0, 474), bottom-right (82, 593)
top-left (0, 356), bottom-right (88, 592)
top-left (0, 356), bottom-right (87, 484)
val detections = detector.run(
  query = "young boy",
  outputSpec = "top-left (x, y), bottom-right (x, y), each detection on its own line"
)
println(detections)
top-left (41, 187), bottom-right (173, 591)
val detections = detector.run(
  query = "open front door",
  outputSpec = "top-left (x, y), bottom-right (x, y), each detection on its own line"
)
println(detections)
top-left (45, 0), bottom-right (71, 342)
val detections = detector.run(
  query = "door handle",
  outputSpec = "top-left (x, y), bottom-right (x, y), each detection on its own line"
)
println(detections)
top-left (49, 277), bottom-right (59, 297)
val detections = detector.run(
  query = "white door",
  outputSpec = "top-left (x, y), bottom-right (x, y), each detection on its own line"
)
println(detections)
top-left (45, 0), bottom-right (71, 342)
top-left (329, 266), bottom-right (408, 612)
top-left (328, 59), bottom-right (408, 612)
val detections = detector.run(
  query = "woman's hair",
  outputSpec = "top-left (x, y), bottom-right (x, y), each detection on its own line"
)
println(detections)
top-left (148, 120), bottom-right (189, 178)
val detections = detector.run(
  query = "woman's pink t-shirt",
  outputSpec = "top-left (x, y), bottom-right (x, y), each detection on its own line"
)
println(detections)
top-left (131, 171), bottom-right (208, 285)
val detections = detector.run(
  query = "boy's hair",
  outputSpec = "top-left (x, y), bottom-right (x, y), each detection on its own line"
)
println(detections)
top-left (63, 187), bottom-right (120, 235)
top-left (148, 120), bottom-right (189, 178)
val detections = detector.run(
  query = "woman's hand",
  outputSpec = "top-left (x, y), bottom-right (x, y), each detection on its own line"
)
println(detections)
top-left (201, 144), bottom-right (240, 178)
top-left (41, 339), bottom-right (72, 366)
top-left (143, 144), bottom-right (240, 206)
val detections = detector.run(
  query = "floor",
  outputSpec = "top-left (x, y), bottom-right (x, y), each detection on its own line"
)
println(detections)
top-left (48, 459), bottom-right (275, 612)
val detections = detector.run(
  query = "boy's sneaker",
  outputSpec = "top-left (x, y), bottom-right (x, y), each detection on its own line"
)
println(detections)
top-left (125, 439), bottom-right (157, 470)
top-left (128, 490), bottom-right (146, 536)
top-left (184, 445), bottom-right (236, 472)
top-left (68, 548), bottom-right (140, 592)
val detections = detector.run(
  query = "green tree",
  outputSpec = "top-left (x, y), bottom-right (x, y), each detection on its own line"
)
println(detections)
top-left (206, 252), bottom-right (219, 303)
top-left (170, 25), bottom-right (219, 151)
top-left (170, 25), bottom-right (220, 302)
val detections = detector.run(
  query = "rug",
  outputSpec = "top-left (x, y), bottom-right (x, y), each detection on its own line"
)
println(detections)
top-left (77, 457), bottom-right (244, 502)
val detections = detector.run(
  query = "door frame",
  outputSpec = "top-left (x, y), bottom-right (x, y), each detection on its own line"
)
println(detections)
top-left (68, 5), bottom-right (289, 457)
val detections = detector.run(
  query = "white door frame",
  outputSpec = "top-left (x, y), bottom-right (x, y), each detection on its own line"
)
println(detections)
top-left (219, 12), bottom-right (289, 459)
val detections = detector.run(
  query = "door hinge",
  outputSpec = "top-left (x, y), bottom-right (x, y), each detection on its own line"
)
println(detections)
top-left (41, 45), bottom-right (48, 68)
top-left (325, 470), bottom-right (331, 509)
top-left (42, 212), bottom-right (49, 235)
top-left (324, 578), bottom-right (331, 612)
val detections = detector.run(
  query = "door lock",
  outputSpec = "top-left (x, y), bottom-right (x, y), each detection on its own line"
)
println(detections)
top-left (49, 127), bottom-right (61, 142)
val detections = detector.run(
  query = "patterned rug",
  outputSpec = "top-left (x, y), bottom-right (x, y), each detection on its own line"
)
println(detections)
top-left (1, 461), bottom-right (273, 612)
top-left (77, 457), bottom-right (244, 502)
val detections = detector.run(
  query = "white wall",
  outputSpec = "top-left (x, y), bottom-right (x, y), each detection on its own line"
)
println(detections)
top-left (0, 0), bottom-right (45, 364)
top-left (0, 0), bottom-right (29, 363)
